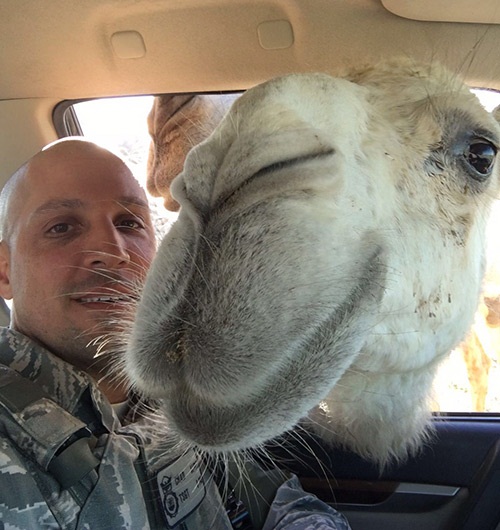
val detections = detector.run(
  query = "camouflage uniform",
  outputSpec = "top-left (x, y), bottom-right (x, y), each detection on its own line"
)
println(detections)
top-left (0, 327), bottom-right (351, 530)
top-left (0, 327), bottom-right (233, 529)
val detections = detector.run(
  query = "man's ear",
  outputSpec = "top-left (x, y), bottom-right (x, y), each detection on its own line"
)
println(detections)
top-left (0, 242), bottom-right (13, 300)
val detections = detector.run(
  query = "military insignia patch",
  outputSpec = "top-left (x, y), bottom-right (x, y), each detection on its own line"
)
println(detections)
top-left (156, 450), bottom-right (207, 528)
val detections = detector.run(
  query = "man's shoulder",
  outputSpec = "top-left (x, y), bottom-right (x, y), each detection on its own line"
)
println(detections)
top-left (0, 327), bottom-right (38, 368)
top-left (0, 327), bottom-right (60, 385)
top-left (0, 328), bottom-right (50, 392)
top-left (0, 327), bottom-right (93, 413)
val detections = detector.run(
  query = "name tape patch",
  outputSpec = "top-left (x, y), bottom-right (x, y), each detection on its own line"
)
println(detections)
top-left (157, 450), bottom-right (207, 528)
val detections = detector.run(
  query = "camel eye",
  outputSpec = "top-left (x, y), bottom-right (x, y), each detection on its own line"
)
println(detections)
top-left (464, 138), bottom-right (497, 179)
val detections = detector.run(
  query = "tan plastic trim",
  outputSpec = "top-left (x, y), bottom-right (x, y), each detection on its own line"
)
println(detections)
top-left (381, 0), bottom-right (500, 24)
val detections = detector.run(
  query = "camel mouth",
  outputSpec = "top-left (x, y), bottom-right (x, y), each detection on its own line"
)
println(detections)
top-left (131, 244), bottom-right (387, 451)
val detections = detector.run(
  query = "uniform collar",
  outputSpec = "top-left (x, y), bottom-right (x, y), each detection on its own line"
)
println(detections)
top-left (0, 327), bottom-right (119, 432)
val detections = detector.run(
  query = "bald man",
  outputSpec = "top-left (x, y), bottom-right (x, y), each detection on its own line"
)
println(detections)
top-left (0, 139), bottom-right (236, 529)
top-left (0, 139), bottom-right (156, 401)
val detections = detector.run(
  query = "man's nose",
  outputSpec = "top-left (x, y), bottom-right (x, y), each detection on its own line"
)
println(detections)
top-left (81, 225), bottom-right (130, 270)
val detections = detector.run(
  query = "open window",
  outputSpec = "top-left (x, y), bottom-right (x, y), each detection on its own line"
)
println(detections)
top-left (55, 89), bottom-right (500, 530)
top-left (56, 89), bottom-right (500, 416)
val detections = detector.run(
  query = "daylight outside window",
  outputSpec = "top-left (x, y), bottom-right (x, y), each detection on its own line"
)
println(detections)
top-left (72, 89), bottom-right (500, 414)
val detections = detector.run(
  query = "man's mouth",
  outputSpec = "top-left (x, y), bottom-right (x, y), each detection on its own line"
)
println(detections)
top-left (77, 295), bottom-right (129, 304)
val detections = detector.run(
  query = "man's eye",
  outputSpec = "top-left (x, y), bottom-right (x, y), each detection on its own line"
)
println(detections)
top-left (118, 219), bottom-right (144, 230)
top-left (47, 223), bottom-right (72, 234)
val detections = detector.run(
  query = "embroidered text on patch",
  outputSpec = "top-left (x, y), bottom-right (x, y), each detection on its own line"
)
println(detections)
top-left (156, 450), bottom-right (207, 528)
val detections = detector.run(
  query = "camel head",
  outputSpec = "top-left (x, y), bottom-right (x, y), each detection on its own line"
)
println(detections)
top-left (126, 58), bottom-right (500, 464)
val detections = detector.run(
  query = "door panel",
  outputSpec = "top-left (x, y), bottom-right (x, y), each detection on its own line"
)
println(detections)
top-left (268, 416), bottom-right (500, 529)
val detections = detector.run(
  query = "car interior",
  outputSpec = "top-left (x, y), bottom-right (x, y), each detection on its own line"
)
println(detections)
top-left (2, 1), bottom-right (500, 529)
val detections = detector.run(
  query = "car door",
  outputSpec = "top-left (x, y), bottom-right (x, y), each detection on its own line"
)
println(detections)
top-left (268, 416), bottom-right (500, 530)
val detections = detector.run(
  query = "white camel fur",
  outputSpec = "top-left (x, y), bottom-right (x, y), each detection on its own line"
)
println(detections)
top-left (125, 58), bottom-right (500, 465)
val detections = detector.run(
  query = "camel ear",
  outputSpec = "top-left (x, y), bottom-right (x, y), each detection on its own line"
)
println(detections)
top-left (0, 242), bottom-right (13, 300)
top-left (146, 94), bottom-right (237, 212)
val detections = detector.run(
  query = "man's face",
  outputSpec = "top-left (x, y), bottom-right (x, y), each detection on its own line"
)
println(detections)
top-left (0, 144), bottom-right (156, 375)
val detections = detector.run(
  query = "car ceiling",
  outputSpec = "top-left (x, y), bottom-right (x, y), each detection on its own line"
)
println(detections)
top-left (2, 0), bottom-right (500, 101)
top-left (2, 0), bottom-right (500, 186)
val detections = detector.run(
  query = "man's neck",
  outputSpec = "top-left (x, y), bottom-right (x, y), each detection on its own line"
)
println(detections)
top-left (84, 355), bottom-right (129, 404)
top-left (95, 377), bottom-right (129, 404)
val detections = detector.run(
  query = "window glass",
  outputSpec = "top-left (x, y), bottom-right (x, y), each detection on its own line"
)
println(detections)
top-left (71, 89), bottom-right (500, 413)
top-left (433, 89), bottom-right (500, 413)
top-left (73, 96), bottom-right (175, 240)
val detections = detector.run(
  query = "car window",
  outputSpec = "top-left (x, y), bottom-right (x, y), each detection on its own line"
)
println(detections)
top-left (71, 96), bottom-right (176, 241)
top-left (65, 89), bottom-right (500, 414)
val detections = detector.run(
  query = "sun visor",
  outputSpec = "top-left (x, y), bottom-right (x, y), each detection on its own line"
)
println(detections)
top-left (381, 0), bottom-right (500, 24)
